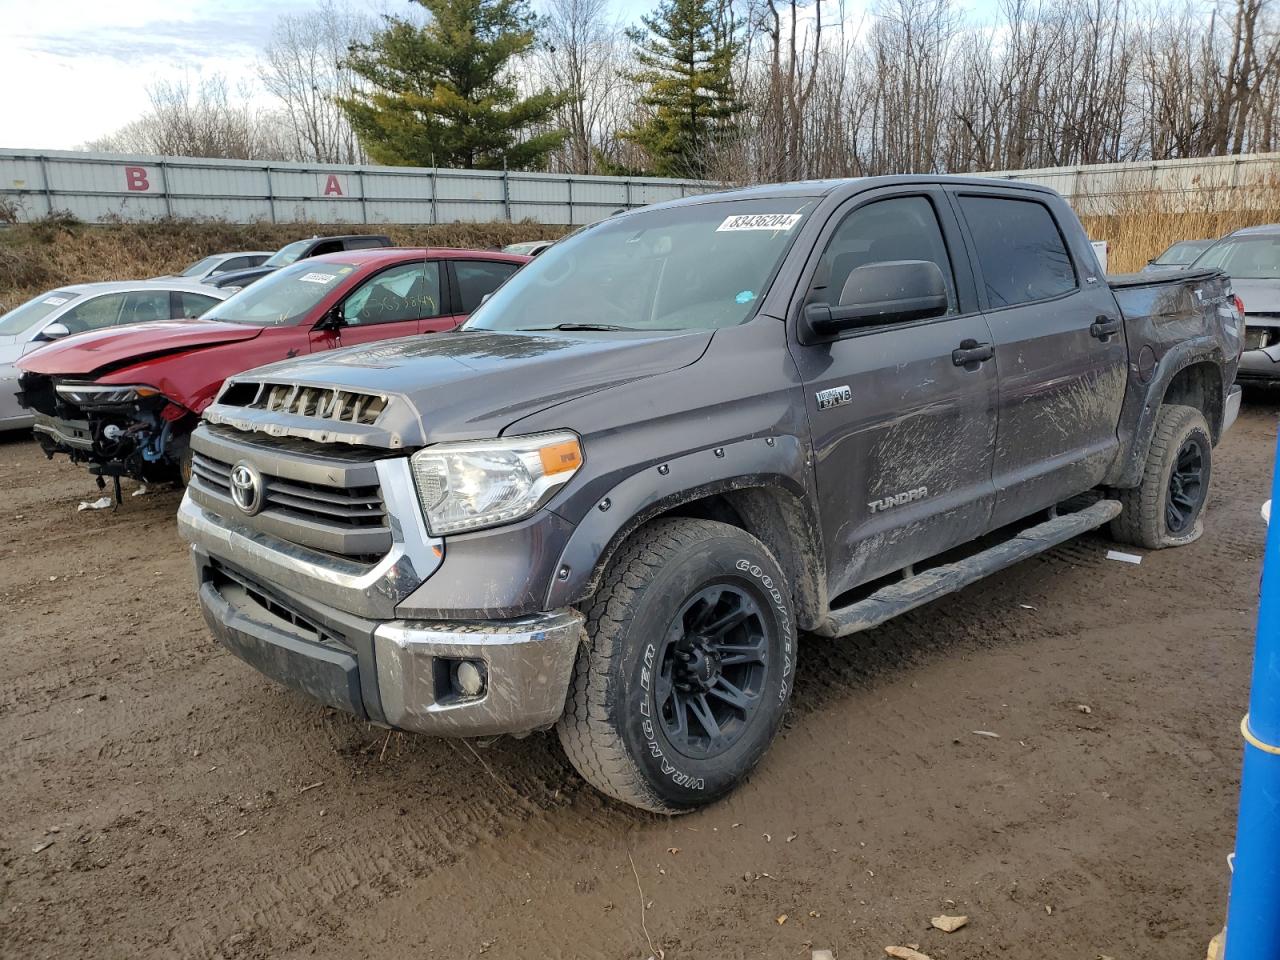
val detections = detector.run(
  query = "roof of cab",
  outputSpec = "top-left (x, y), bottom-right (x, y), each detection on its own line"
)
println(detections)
top-left (1228, 223), bottom-right (1280, 237)
top-left (622, 174), bottom-right (1059, 216)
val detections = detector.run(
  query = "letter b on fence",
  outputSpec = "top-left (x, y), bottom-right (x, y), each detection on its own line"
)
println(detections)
top-left (125, 166), bottom-right (150, 192)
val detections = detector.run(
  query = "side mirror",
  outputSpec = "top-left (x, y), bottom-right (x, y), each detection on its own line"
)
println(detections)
top-left (314, 306), bottom-right (347, 332)
top-left (40, 322), bottom-right (71, 341)
top-left (803, 260), bottom-right (948, 340)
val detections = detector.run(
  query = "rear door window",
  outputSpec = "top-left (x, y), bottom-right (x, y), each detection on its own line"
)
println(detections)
top-left (175, 291), bottom-right (221, 318)
top-left (454, 260), bottom-right (519, 314)
top-left (957, 195), bottom-right (1077, 308)
top-left (120, 291), bottom-right (173, 325)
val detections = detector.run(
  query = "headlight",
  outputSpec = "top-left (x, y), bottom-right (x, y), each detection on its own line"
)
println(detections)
top-left (55, 383), bottom-right (161, 405)
top-left (409, 431), bottom-right (583, 535)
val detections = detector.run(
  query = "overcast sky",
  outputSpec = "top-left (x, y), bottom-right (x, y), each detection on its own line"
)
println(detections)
top-left (1, 0), bottom-right (997, 152)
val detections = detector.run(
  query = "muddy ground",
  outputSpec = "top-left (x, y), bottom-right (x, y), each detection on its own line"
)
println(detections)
top-left (1, 402), bottom-right (1273, 960)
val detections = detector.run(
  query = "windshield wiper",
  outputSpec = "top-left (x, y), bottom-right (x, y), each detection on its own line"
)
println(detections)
top-left (519, 322), bottom-right (637, 332)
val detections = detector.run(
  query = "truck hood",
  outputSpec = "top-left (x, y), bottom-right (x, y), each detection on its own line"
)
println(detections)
top-left (210, 328), bottom-right (713, 446)
top-left (16, 319), bottom-right (264, 378)
top-left (1233, 278), bottom-right (1280, 316)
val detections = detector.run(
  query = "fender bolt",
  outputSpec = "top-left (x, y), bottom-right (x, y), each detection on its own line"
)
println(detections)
top-left (598, 498), bottom-right (611, 512)
top-left (658, 464), bottom-right (670, 475)
top-left (557, 566), bottom-right (570, 580)
top-left (765, 437), bottom-right (775, 446)
top-left (714, 447), bottom-right (725, 458)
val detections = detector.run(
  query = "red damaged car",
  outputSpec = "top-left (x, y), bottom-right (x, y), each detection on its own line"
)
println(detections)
top-left (17, 248), bottom-right (527, 491)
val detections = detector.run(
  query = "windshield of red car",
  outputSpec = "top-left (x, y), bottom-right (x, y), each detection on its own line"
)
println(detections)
top-left (200, 261), bottom-right (359, 326)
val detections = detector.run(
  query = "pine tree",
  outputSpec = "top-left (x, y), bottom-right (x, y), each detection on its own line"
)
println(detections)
top-left (339, 0), bottom-right (567, 170)
top-left (624, 0), bottom-right (744, 179)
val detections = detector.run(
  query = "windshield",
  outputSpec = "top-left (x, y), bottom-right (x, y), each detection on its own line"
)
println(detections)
top-left (265, 239), bottom-right (313, 268)
top-left (1155, 241), bottom-right (1211, 265)
top-left (181, 256), bottom-right (221, 277)
top-left (1192, 236), bottom-right (1280, 278)
top-left (465, 198), bottom-right (818, 333)
top-left (201, 261), bottom-right (358, 326)
top-left (0, 290), bottom-right (80, 336)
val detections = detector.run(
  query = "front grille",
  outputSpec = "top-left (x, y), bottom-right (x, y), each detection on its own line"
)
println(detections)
top-left (219, 380), bottom-right (387, 425)
top-left (189, 448), bottom-right (391, 560)
top-left (210, 562), bottom-right (353, 653)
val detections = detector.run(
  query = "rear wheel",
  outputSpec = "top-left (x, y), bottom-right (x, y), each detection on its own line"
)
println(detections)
top-left (556, 518), bottom-right (796, 813)
top-left (1112, 403), bottom-right (1212, 548)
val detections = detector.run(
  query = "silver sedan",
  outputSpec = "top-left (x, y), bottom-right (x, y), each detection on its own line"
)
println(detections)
top-left (0, 280), bottom-right (230, 430)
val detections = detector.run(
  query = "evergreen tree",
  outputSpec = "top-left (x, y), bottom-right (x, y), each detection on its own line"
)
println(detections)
top-left (339, 0), bottom-right (567, 169)
top-left (624, 0), bottom-right (744, 179)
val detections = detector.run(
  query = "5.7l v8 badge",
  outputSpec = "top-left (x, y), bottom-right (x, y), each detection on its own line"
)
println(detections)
top-left (815, 385), bottom-right (852, 410)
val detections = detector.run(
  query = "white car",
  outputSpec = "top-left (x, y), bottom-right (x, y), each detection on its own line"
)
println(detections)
top-left (0, 280), bottom-right (230, 430)
top-left (152, 251), bottom-right (273, 283)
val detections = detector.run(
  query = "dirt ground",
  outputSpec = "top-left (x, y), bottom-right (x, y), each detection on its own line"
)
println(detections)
top-left (1, 401), bottom-right (1272, 960)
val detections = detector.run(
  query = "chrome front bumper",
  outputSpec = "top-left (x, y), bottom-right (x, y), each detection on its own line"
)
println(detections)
top-left (182, 459), bottom-right (583, 736)
top-left (177, 458), bottom-right (440, 620)
top-left (374, 613), bottom-right (583, 736)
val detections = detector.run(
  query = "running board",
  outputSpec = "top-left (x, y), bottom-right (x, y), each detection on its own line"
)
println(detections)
top-left (815, 499), bottom-right (1123, 638)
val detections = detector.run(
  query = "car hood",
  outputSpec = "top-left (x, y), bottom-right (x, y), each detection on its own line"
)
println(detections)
top-left (209, 266), bottom-right (274, 288)
top-left (16, 319), bottom-right (264, 378)
top-left (1234, 278), bottom-right (1280, 316)
top-left (210, 328), bottom-right (713, 446)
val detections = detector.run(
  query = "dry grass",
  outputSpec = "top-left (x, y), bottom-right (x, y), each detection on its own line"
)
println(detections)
top-left (4, 179), bottom-right (1280, 309)
top-left (0, 217), bottom-right (566, 309)
top-left (1077, 174), bottom-right (1280, 272)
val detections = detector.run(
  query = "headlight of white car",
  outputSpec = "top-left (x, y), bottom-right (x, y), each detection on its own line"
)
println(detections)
top-left (409, 431), bottom-right (583, 535)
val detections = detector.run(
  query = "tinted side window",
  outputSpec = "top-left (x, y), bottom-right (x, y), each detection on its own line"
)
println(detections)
top-left (455, 260), bottom-right (519, 314)
top-left (214, 257), bottom-right (250, 274)
top-left (958, 195), bottom-right (1077, 307)
top-left (177, 291), bottom-right (220, 318)
top-left (60, 293), bottom-right (126, 333)
top-left (310, 241), bottom-right (343, 257)
top-left (342, 262), bottom-right (442, 325)
top-left (345, 236), bottom-right (387, 250)
top-left (807, 195), bottom-right (957, 314)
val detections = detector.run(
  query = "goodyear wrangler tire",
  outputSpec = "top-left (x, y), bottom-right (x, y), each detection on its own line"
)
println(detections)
top-left (556, 518), bottom-right (796, 813)
top-left (1111, 403), bottom-right (1212, 549)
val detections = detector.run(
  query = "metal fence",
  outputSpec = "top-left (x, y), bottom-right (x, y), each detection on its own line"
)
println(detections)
top-left (970, 152), bottom-right (1280, 214)
top-left (0, 148), bottom-right (709, 225)
top-left (3, 147), bottom-right (1280, 224)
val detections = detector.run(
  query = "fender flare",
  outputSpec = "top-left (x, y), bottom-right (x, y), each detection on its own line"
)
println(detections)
top-left (542, 434), bottom-right (820, 611)
top-left (1109, 336), bottom-right (1226, 489)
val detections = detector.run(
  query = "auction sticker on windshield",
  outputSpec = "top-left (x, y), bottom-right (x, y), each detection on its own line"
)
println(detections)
top-left (42, 297), bottom-right (70, 306)
top-left (717, 213), bottom-right (803, 232)
top-left (299, 273), bottom-right (337, 284)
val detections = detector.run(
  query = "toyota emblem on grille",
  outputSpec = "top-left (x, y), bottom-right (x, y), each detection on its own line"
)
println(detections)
top-left (229, 461), bottom-right (264, 516)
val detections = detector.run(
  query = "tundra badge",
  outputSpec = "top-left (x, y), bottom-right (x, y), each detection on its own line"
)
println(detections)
top-left (868, 487), bottom-right (929, 513)
top-left (816, 385), bottom-right (852, 410)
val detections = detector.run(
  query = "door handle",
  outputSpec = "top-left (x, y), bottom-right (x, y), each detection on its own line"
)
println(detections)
top-left (1091, 315), bottom-right (1122, 340)
top-left (952, 339), bottom-right (994, 367)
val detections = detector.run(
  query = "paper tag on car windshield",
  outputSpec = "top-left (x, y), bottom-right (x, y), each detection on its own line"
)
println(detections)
top-left (299, 272), bottom-right (337, 284)
top-left (717, 213), bottom-right (803, 233)
top-left (42, 296), bottom-right (69, 306)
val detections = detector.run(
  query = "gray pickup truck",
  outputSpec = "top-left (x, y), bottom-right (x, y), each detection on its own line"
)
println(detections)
top-left (178, 176), bottom-right (1242, 813)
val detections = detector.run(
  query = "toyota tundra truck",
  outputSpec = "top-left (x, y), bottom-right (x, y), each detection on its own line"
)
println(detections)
top-left (178, 176), bottom-right (1243, 813)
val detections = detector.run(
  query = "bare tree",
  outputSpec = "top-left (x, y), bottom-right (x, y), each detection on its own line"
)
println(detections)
top-left (86, 75), bottom-right (294, 160)
top-left (260, 0), bottom-right (373, 164)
